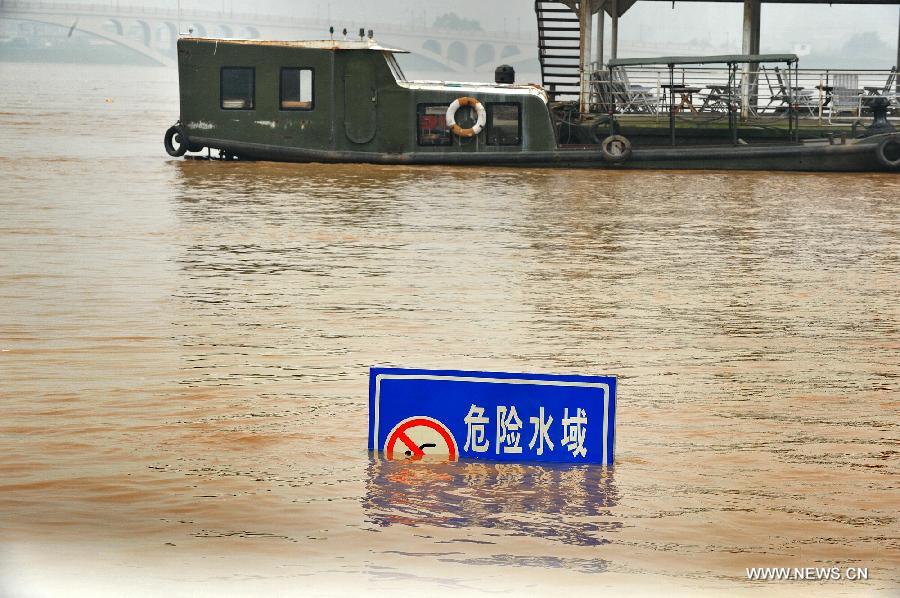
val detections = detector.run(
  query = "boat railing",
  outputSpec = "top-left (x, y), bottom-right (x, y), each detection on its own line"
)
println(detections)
top-left (586, 63), bottom-right (899, 126)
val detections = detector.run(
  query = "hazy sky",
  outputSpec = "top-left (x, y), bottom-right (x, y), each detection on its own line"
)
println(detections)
top-left (14, 1), bottom-right (900, 57)
top-left (164, 0), bottom-right (899, 50)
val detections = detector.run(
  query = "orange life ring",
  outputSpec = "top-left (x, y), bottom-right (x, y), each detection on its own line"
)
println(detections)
top-left (446, 97), bottom-right (487, 138)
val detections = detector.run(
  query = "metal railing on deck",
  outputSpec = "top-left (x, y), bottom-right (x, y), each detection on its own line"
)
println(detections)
top-left (586, 64), bottom-right (899, 125)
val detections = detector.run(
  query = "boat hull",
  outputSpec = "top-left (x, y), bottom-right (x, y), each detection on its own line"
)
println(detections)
top-left (186, 133), bottom-right (900, 173)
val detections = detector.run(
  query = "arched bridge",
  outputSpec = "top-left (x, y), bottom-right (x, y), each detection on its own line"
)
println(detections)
top-left (1, 1), bottom-right (539, 73)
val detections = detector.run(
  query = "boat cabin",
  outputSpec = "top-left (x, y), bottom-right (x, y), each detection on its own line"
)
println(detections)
top-left (174, 37), bottom-right (557, 161)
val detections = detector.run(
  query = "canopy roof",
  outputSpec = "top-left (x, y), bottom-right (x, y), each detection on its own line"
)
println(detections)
top-left (608, 53), bottom-right (798, 66)
top-left (574, 0), bottom-right (899, 18)
top-left (640, 0), bottom-right (897, 3)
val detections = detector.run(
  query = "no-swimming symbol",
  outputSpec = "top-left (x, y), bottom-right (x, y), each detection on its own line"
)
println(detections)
top-left (383, 416), bottom-right (458, 461)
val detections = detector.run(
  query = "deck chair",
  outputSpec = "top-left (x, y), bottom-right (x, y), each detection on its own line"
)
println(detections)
top-left (764, 67), bottom-right (815, 116)
top-left (791, 88), bottom-right (819, 117)
top-left (589, 68), bottom-right (617, 113)
top-left (877, 67), bottom-right (896, 95)
top-left (873, 68), bottom-right (899, 115)
top-left (610, 67), bottom-right (658, 114)
top-left (698, 84), bottom-right (741, 114)
top-left (829, 73), bottom-right (861, 122)
top-left (761, 66), bottom-right (789, 113)
top-left (888, 68), bottom-right (900, 115)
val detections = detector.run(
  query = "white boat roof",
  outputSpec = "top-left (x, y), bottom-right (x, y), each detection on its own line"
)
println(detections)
top-left (398, 80), bottom-right (550, 101)
top-left (183, 37), bottom-right (410, 53)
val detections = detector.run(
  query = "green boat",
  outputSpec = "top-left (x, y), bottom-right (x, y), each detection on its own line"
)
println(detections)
top-left (164, 36), bottom-right (900, 171)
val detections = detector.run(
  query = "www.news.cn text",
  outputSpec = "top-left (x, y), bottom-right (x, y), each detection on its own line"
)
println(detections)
top-left (746, 567), bottom-right (869, 581)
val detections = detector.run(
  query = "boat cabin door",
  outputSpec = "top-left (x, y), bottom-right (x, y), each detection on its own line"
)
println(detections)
top-left (343, 59), bottom-right (377, 144)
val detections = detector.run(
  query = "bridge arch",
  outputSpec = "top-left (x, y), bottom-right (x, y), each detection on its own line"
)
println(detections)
top-left (0, 9), bottom-right (537, 73)
top-left (185, 23), bottom-right (207, 38)
top-left (447, 41), bottom-right (467, 67)
top-left (135, 20), bottom-right (151, 47)
top-left (237, 25), bottom-right (260, 39)
top-left (3, 14), bottom-right (173, 67)
top-left (500, 45), bottom-right (520, 59)
top-left (101, 18), bottom-right (124, 36)
top-left (422, 39), bottom-right (441, 55)
top-left (474, 43), bottom-right (495, 68)
top-left (212, 24), bottom-right (234, 38)
top-left (157, 22), bottom-right (178, 53)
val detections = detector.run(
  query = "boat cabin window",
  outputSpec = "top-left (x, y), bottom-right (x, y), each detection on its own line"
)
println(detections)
top-left (417, 104), bottom-right (452, 146)
top-left (280, 68), bottom-right (314, 110)
top-left (385, 53), bottom-right (406, 82)
top-left (487, 103), bottom-right (521, 146)
top-left (221, 67), bottom-right (255, 110)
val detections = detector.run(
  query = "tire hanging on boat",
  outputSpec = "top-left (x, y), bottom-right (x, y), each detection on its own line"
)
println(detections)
top-left (875, 136), bottom-right (900, 170)
top-left (164, 125), bottom-right (188, 157)
top-left (600, 135), bottom-right (632, 163)
top-left (447, 97), bottom-right (486, 138)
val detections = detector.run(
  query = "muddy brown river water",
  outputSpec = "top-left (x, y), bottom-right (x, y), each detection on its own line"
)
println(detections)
top-left (0, 63), bottom-right (898, 596)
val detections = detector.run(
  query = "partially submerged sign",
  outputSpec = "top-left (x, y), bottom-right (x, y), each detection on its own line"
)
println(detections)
top-left (368, 368), bottom-right (616, 464)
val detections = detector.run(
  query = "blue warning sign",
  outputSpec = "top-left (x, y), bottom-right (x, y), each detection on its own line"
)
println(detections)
top-left (368, 368), bottom-right (616, 465)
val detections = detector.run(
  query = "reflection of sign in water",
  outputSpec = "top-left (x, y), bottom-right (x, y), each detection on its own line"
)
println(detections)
top-left (369, 368), bottom-right (616, 464)
top-left (363, 456), bottom-right (621, 547)
top-left (384, 416), bottom-right (458, 460)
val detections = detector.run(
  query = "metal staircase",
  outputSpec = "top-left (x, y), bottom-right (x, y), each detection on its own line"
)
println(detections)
top-left (535, 0), bottom-right (582, 102)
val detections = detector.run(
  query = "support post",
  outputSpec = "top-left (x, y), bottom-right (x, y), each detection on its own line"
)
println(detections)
top-left (579, 0), bottom-right (593, 115)
top-left (749, 0), bottom-right (760, 110)
top-left (740, 0), bottom-right (760, 121)
top-left (896, 6), bottom-right (899, 93)
top-left (729, 64), bottom-right (737, 145)
top-left (611, 0), bottom-right (619, 60)
top-left (669, 64), bottom-right (675, 146)
top-left (596, 8), bottom-right (605, 66)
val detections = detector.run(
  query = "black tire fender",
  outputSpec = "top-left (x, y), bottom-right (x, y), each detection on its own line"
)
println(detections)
top-left (164, 125), bottom-right (188, 157)
top-left (875, 136), bottom-right (900, 170)
top-left (600, 135), bottom-right (632, 163)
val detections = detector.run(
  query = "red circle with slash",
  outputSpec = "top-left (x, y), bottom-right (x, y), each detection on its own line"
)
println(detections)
top-left (383, 416), bottom-right (458, 461)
